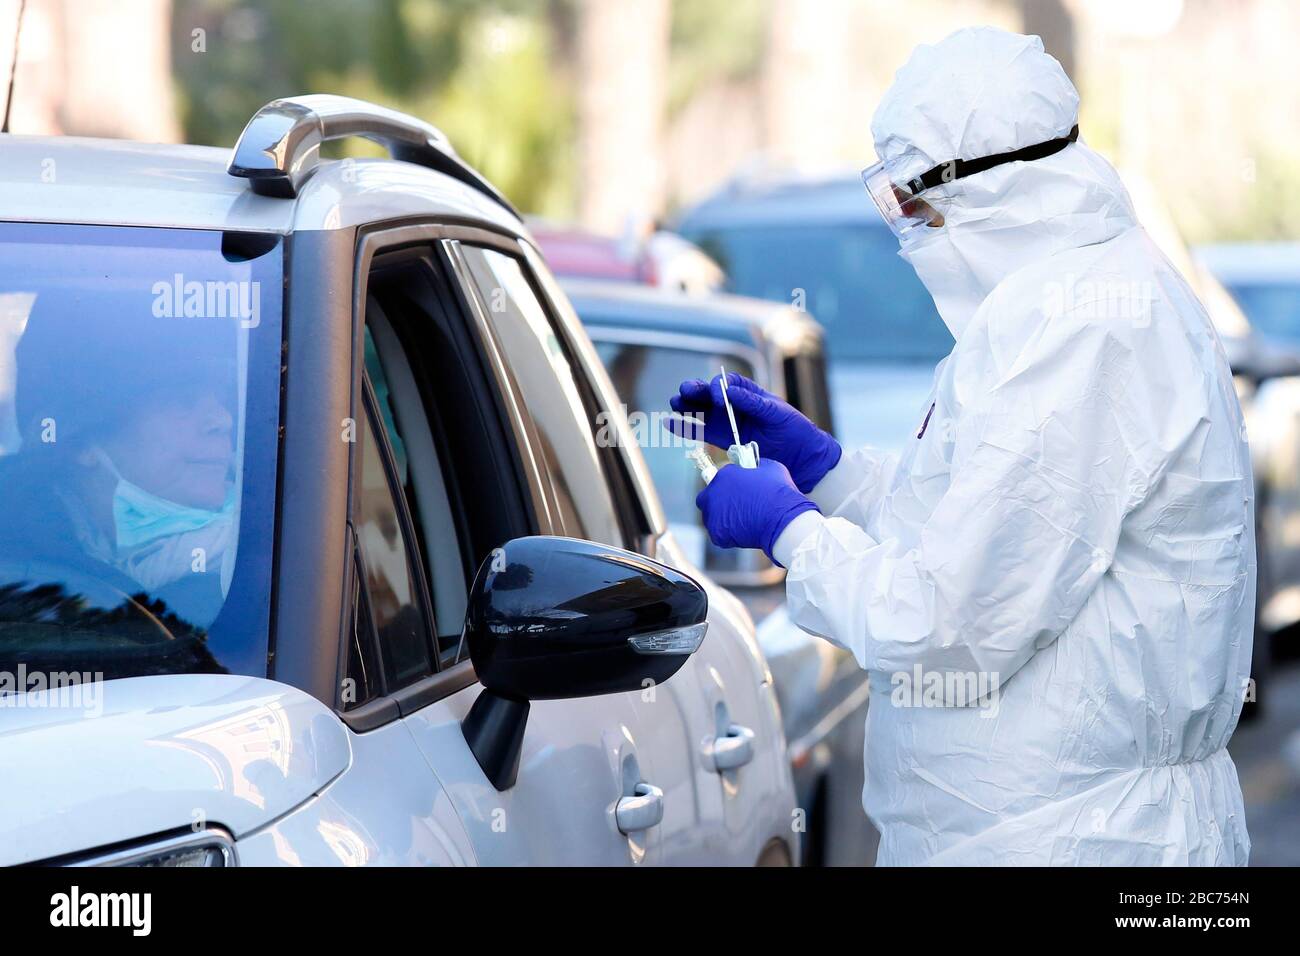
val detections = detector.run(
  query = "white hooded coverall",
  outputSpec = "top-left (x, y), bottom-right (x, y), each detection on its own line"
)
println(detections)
top-left (773, 28), bottom-right (1254, 865)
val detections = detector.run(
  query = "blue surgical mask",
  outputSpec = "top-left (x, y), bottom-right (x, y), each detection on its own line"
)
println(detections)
top-left (112, 478), bottom-right (235, 551)
top-left (96, 449), bottom-right (234, 551)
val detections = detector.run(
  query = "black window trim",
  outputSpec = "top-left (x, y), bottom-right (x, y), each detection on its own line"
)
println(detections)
top-left (367, 376), bottom-right (438, 654)
top-left (339, 378), bottom-right (438, 729)
top-left (441, 238), bottom-right (566, 535)
top-left (339, 523), bottom-right (399, 731)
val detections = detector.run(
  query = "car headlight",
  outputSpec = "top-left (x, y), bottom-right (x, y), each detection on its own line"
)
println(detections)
top-left (72, 828), bottom-right (237, 867)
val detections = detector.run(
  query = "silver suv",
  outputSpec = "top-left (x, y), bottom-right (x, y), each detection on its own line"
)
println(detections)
top-left (0, 96), bottom-right (796, 866)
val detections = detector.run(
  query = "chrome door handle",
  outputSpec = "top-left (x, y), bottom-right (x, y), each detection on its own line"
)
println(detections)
top-left (709, 723), bottom-right (755, 771)
top-left (616, 782), bottom-right (664, 834)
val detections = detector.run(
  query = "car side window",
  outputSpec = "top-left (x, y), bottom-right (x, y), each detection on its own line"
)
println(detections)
top-left (363, 299), bottom-right (470, 666)
top-left (349, 248), bottom-right (535, 682)
top-left (458, 245), bottom-right (625, 547)
top-left (351, 389), bottom-right (434, 692)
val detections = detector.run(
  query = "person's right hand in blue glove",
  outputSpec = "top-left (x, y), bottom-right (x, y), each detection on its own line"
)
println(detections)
top-left (669, 372), bottom-right (841, 493)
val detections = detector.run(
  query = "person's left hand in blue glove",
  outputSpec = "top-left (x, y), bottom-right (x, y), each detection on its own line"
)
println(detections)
top-left (697, 458), bottom-right (821, 565)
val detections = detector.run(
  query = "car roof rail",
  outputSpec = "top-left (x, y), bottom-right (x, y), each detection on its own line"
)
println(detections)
top-left (227, 94), bottom-right (519, 217)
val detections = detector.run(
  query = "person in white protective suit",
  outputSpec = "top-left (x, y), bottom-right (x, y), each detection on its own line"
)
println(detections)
top-left (671, 26), bottom-right (1254, 865)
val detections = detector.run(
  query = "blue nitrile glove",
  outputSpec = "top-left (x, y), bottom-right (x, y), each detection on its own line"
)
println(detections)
top-left (669, 372), bottom-right (842, 493)
top-left (696, 458), bottom-right (821, 563)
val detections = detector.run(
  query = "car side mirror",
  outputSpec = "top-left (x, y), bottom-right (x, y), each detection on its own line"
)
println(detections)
top-left (460, 535), bottom-right (707, 790)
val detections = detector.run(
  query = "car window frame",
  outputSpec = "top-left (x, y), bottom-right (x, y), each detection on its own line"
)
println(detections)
top-left (516, 241), bottom-right (665, 552)
top-left (355, 372), bottom-right (439, 675)
top-left (338, 220), bottom-right (551, 732)
top-left (448, 240), bottom-right (634, 548)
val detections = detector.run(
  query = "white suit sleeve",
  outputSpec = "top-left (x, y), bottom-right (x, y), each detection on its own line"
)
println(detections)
top-left (784, 314), bottom-right (1203, 683)
top-left (808, 445), bottom-right (899, 525)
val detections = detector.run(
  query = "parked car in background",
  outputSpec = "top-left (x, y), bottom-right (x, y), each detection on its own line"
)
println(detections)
top-left (531, 220), bottom-right (725, 294)
top-left (1198, 242), bottom-right (1300, 653)
top-left (1198, 243), bottom-right (1300, 349)
top-left (566, 278), bottom-right (876, 865)
top-left (0, 96), bottom-right (797, 867)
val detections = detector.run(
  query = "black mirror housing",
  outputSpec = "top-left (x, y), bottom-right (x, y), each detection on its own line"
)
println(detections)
top-left (460, 536), bottom-right (708, 789)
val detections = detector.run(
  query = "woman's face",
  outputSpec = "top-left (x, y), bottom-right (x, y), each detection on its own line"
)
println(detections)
top-left (103, 389), bottom-right (234, 510)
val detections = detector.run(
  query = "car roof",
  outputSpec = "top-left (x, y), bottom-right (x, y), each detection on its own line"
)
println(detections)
top-left (562, 277), bottom-right (822, 353)
top-left (0, 133), bottom-right (526, 237)
top-left (675, 171), bottom-right (877, 231)
top-left (1196, 242), bottom-right (1300, 284)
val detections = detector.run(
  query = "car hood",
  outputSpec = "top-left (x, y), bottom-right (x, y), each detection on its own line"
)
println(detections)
top-left (0, 673), bottom-right (350, 864)
top-left (829, 360), bottom-right (938, 453)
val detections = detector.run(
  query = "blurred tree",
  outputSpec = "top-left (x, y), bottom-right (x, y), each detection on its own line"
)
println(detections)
top-left (172, 0), bottom-right (574, 215)
top-left (667, 0), bottom-right (764, 116)
top-left (1016, 0), bottom-right (1075, 81)
top-left (1197, 146), bottom-right (1300, 243)
top-left (574, 0), bottom-right (669, 232)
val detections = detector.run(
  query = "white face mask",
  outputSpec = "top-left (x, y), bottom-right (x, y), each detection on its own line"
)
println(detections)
top-left (892, 146), bottom-right (1140, 345)
top-left (897, 226), bottom-right (992, 341)
top-left (116, 519), bottom-right (236, 593)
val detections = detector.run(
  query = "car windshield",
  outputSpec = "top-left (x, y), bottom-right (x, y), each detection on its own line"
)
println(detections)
top-left (692, 222), bottom-right (952, 363)
top-left (1223, 281), bottom-right (1300, 344)
top-left (0, 222), bottom-right (283, 682)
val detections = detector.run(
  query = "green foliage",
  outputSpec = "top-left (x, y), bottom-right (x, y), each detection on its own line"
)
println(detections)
top-left (1190, 147), bottom-right (1300, 243)
top-left (667, 0), bottom-right (766, 116)
top-left (173, 0), bottom-right (573, 215)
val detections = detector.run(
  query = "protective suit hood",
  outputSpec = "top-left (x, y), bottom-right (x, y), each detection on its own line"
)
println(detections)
top-left (871, 27), bottom-right (1138, 339)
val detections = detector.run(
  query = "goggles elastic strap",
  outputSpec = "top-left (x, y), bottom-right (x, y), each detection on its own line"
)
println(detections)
top-left (903, 124), bottom-right (1080, 196)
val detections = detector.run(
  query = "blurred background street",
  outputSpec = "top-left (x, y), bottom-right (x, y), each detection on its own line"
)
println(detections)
top-left (1, 0), bottom-right (1296, 865)
top-left (3, 0), bottom-right (1298, 243)
top-left (1230, 648), bottom-right (1300, 866)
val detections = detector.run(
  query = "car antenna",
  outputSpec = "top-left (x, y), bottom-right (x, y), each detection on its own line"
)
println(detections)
top-left (1, 0), bottom-right (26, 134)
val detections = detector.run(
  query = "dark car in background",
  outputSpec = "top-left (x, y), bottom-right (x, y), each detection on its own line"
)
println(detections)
top-left (565, 277), bottom-right (876, 865)
top-left (1199, 243), bottom-right (1300, 350)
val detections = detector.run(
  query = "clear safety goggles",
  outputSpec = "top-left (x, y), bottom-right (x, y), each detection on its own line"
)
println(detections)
top-left (862, 124), bottom-right (1081, 241)
top-left (861, 162), bottom-right (947, 241)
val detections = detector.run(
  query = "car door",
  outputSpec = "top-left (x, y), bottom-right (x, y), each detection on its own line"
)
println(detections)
top-left (340, 228), bottom-right (682, 865)
top-left (511, 242), bottom-right (797, 865)
top-left (584, 322), bottom-right (872, 857)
